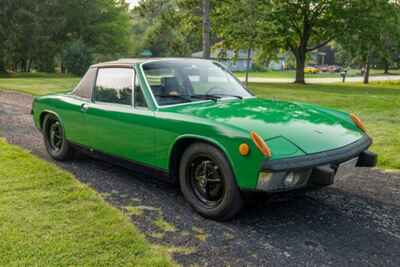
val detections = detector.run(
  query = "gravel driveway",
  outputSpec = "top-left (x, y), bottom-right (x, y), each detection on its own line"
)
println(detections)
top-left (1, 91), bottom-right (400, 267)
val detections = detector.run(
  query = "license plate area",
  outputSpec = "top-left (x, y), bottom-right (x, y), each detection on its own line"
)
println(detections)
top-left (335, 157), bottom-right (358, 180)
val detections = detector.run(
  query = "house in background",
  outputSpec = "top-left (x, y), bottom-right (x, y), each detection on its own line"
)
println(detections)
top-left (192, 49), bottom-right (254, 72)
top-left (310, 46), bottom-right (336, 65)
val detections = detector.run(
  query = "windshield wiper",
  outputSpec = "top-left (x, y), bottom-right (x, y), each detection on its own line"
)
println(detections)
top-left (207, 93), bottom-right (243, 100)
top-left (155, 95), bottom-right (192, 102)
top-left (189, 94), bottom-right (221, 102)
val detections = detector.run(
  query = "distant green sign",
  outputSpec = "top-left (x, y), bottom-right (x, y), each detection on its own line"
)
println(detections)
top-left (141, 49), bottom-right (152, 57)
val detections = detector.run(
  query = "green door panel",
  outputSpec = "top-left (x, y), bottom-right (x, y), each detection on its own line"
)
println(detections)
top-left (35, 95), bottom-right (91, 145)
top-left (84, 102), bottom-right (156, 167)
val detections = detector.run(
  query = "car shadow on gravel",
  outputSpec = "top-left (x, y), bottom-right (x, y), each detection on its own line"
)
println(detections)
top-left (56, 155), bottom-right (400, 267)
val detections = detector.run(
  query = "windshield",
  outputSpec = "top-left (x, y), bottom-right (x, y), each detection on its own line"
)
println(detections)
top-left (142, 59), bottom-right (253, 106)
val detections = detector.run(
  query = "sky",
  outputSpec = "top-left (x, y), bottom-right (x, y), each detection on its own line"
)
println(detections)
top-left (126, 0), bottom-right (139, 8)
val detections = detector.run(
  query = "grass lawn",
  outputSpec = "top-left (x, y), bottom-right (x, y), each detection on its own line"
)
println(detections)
top-left (235, 69), bottom-right (400, 79)
top-left (0, 74), bottom-right (398, 170)
top-left (0, 138), bottom-right (174, 266)
top-left (249, 81), bottom-right (400, 170)
top-left (0, 72), bottom-right (79, 95)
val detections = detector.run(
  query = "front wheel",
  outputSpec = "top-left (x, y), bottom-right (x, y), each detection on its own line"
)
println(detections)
top-left (179, 143), bottom-right (243, 221)
top-left (43, 114), bottom-right (74, 161)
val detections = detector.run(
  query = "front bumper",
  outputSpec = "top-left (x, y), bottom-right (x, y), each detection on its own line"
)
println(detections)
top-left (256, 135), bottom-right (377, 192)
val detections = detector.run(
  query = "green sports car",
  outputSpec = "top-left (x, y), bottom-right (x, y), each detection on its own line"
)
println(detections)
top-left (32, 58), bottom-right (377, 221)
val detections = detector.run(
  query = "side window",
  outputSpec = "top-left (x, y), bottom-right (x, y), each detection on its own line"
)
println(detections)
top-left (72, 68), bottom-right (96, 99)
top-left (94, 68), bottom-right (133, 105)
top-left (134, 75), bottom-right (147, 108)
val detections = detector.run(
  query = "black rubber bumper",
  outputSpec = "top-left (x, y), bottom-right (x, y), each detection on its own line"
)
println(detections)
top-left (261, 135), bottom-right (374, 172)
top-left (356, 150), bottom-right (378, 167)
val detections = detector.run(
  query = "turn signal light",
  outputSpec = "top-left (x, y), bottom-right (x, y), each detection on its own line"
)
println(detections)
top-left (351, 113), bottom-right (367, 132)
top-left (239, 143), bottom-right (250, 156)
top-left (250, 131), bottom-right (272, 157)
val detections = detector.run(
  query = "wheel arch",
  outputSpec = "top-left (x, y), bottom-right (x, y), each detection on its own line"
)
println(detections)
top-left (168, 134), bottom-right (235, 183)
top-left (39, 110), bottom-right (65, 132)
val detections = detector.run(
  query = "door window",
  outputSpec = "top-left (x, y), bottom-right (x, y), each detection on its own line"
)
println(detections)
top-left (94, 68), bottom-right (133, 105)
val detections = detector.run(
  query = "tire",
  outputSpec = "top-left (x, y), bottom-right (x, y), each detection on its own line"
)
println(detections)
top-left (179, 143), bottom-right (243, 221)
top-left (42, 114), bottom-right (74, 161)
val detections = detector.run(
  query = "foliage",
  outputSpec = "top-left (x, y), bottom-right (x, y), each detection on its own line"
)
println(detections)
top-left (0, 138), bottom-right (174, 266)
top-left (0, 0), bottom-right (131, 73)
top-left (213, 1), bottom-right (353, 83)
top-left (130, 0), bottom-right (192, 57)
top-left (337, 0), bottom-right (400, 82)
top-left (63, 40), bottom-right (93, 76)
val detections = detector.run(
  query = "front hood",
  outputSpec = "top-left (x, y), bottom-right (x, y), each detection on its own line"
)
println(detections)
top-left (165, 98), bottom-right (364, 154)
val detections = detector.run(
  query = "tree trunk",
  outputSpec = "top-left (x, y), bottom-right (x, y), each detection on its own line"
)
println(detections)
top-left (245, 48), bottom-right (252, 85)
top-left (0, 61), bottom-right (6, 73)
top-left (21, 60), bottom-right (27, 72)
top-left (0, 52), bottom-right (6, 73)
top-left (27, 59), bottom-right (32, 72)
top-left (202, 0), bottom-right (211, 59)
top-left (363, 61), bottom-right (370, 84)
top-left (383, 60), bottom-right (389, 74)
top-left (294, 48), bottom-right (306, 84)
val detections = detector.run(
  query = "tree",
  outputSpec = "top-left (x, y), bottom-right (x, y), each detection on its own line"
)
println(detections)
top-left (130, 0), bottom-right (192, 57)
top-left (337, 0), bottom-right (400, 83)
top-left (267, 1), bottom-right (351, 84)
top-left (214, 0), bottom-right (272, 84)
top-left (214, 1), bottom-right (352, 84)
top-left (0, 0), bottom-right (131, 73)
top-left (63, 40), bottom-right (93, 76)
top-left (202, 0), bottom-right (211, 58)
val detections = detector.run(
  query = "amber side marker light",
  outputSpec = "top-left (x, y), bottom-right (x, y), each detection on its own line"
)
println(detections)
top-left (239, 143), bottom-right (250, 156)
top-left (351, 113), bottom-right (367, 132)
top-left (250, 131), bottom-right (272, 158)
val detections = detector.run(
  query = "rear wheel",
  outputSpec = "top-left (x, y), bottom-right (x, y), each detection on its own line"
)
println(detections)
top-left (43, 114), bottom-right (74, 161)
top-left (179, 143), bottom-right (243, 221)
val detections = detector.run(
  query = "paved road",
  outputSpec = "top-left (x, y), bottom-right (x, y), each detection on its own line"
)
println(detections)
top-left (239, 75), bottom-right (400, 84)
top-left (1, 91), bottom-right (400, 266)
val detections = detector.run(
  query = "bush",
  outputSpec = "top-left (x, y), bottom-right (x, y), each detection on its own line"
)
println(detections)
top-left (63, 40), bottom-right (93, 76)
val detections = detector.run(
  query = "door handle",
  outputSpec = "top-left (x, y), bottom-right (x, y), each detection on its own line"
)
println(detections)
top-left (80, 103), bottom-right (89, 112)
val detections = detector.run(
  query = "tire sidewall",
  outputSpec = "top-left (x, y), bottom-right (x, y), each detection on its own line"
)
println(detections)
top-left (43, 114), bottom-right (71, 160)
top-left (179, 143), bottom-right (242, 220)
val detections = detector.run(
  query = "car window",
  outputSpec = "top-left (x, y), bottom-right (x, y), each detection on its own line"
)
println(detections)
top-left (134, 74), bottom-right (147, 108)
top-left (72, 68), bottom-right (96, 99)
top-left (94, 68), bottom-right (133, 105)
top-left (142, 60), bottom-right (252, 106)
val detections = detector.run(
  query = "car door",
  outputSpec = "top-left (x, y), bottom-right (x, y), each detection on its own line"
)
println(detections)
top-left (63, 68), bottom-right (97, 146)
top-left (83, 67), bottom-right (156, 167)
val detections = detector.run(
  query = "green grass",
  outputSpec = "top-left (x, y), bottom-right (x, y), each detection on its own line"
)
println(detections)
top-left (0, 72), bottom-right (79, 96)
top-left (249, 81), bottom-right (400, 170)
top-left (235, 69), bottom-right (400, 79)
top-left (0, 138), bottom-right (174, 266)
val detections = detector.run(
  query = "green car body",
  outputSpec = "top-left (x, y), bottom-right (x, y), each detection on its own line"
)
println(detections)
top-left (32, 58), bottom-right (377, 219)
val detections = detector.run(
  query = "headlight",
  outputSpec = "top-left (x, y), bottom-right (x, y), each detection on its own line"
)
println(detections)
top-left (284, 172), bottom-right (301, 187)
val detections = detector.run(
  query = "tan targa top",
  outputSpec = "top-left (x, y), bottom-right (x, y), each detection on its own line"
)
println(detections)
top-left (91, 57), bottom-right (210, 68)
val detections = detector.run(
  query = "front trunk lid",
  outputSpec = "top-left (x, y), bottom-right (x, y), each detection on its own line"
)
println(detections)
top-left (164, 98), bottom-right (364, 154)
